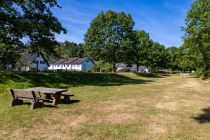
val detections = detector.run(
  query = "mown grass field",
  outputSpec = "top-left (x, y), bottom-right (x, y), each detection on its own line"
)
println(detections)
top-left (1, 72), bottom-right (210, 140)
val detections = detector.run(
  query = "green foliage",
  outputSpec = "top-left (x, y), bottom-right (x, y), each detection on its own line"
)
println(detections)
top-left (50, 41), bottom-right (85, 60)
top-left (91, 61), bottom-right (112, 72)
top-left (0, 43), bottom-right (22, 70)
top-left (126, 30), bottom-right (151, 70)
top-left (176, 44), bottom-right (198, 71)
top-left (0, 0), bottom-right (66, 69)
top-left (183, 0), bottom-right (210, 78)
top-left (84, 10), bottom-right (134, 72)
top-left (166, 46), bottom-right (179, 70)
top-left (146, 41), bottom-right (169, 70)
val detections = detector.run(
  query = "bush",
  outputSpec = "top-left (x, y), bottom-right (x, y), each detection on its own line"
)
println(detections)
top-left (90, 61), bottom-right (112, 72)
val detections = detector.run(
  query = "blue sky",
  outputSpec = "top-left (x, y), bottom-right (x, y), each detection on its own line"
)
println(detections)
top-left (53, 0), bottom-right (194, 47)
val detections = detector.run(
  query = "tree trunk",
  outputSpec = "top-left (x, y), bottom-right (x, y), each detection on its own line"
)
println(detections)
top-left (203, 66), bottom-right (209, 79)
top-left (36, 61), bottom-right (39, 72)
top-left (136, 64), bottom-right (139, 72)
top-left (112, 62), bottom-right (116, 73)
top-left (202, 55), bottom-right (209, 79)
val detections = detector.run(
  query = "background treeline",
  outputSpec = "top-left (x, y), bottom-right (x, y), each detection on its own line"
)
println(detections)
top-left (0, 0), bottom-right (209, 78)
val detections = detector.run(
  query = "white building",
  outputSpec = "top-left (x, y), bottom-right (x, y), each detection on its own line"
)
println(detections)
top-left (48, 58), bottom-right (95, 72)
top-left (16, 52), bottom-right (49, 71)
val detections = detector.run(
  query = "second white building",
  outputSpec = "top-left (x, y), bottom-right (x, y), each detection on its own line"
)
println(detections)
top-left (48, 57), bottom-right (95, 72)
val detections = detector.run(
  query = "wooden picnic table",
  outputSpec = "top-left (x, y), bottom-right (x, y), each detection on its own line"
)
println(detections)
top-left (27, 87), bottom-right (68, 105)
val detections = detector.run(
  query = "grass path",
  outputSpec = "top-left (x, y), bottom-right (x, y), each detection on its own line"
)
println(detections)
top-left (1, 73), bottom-right (210, 139)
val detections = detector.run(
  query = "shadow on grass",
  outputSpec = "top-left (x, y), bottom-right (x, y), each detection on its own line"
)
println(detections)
top-left (193, 107), bottom-right (210, 123)
top-left (59, 99), bottom-right (81, 105)
top-left (0, 72), bottom-right (154, 88)
top-left (134, 72), bottom-right (170, 78)
top-left (19, 100), bottom-right (80, 108)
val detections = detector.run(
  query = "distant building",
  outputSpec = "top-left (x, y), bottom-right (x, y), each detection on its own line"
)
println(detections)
top-left (16, 52), bottom-right (49, 71)
top-left (116, 63), bottom-right (149, 73)
top-left (48, 58), bottom-right (95, 72)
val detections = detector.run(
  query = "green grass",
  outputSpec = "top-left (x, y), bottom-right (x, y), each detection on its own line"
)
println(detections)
top-left (1, 72), bottom-right (210, 139)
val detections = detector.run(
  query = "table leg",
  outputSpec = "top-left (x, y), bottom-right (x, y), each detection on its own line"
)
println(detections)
top-left (45, 94), bottom-right (52, 100)
top-left (52, 93), bottom-right (61, 106)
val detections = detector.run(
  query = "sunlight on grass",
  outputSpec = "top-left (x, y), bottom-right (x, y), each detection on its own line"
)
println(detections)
top-left (1, 72), bottom-right (210, 139)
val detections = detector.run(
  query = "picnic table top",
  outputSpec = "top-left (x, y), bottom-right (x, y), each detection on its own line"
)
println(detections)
top-left (27, 87), bottom-right (68, 94)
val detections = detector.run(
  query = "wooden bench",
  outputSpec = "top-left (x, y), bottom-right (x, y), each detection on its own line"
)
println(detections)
top-left (61, 93), bottom-right (74, 104)
top-left (8, 89), bottom-right (50, 109)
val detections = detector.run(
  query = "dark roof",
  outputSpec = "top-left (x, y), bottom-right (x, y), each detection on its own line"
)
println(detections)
top-left (17, 52), bottom-right (49, 66)
top-left (71, 58), bottom-right (89, 64)
top-left (50, 58), bottom-right (94, 65)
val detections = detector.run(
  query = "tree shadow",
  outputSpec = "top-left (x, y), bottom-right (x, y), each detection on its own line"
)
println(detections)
top-left (0, 72), bottom-right (154, 88)
top-left (59, 99), bottom-right (81, 105)
top-left (192, 107), bottom-right (210, 123)
top-left (133, 72), bottom-right (170, 78)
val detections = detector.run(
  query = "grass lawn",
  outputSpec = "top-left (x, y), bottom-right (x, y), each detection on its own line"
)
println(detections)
top-left (1, 72), bottom-right (210, 139)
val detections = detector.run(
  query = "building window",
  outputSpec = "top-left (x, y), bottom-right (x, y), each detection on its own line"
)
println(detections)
top-left (33, 60), bottom-right (38, 64)
top-left (40, 61), bottom-right (45, 64)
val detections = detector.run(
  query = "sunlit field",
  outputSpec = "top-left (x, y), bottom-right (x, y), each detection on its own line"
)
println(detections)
top-left (1, 72), bottom-right (210, 139)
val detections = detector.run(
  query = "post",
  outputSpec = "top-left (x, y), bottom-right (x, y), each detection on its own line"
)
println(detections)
top-left (112, 62), bottom-right (116, 73)
top-left (36, 61), bottom-right (39, 72)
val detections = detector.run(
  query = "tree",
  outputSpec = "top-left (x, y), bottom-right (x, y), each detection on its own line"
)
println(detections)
top-left (183, 0), bottom-right (210, 78)
top-left (147, 41), bottom-right (169, 70)
top-left (54, 41), bottom-right (85, 59)
top-left (0, 0), bottom-right (66, 69)
top-left (176, 43), bottom-right (198, 71)
top-left (84, 10), bottom-right (134, 72)
top-left (0, 43), bottom-right (21, 69)
top-left (166, 46), bottom-right (179, 70)
top-left (131, 30), bottom-right (151, 71)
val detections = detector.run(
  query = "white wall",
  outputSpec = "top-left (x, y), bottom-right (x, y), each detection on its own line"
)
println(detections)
top-left (31, 54), bottom-right (49, 71)
top-left (72, 64), bottom-right (82, 71)
top-left (48, 59), bottom-right (94, 72)
top-left (49, 64), bottom-right (82, 71)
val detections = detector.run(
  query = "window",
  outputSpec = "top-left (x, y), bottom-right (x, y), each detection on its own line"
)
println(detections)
top-left (33, 60), bottom-right (38, 64)
top-left (40, 61), bottom-right (45, 64)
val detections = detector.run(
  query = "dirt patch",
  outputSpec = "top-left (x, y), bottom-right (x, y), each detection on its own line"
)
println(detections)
top-left (93, 98), bottom-right (142, 124)
top-left (147, 114), bottom-right (178, 133)
top-left (97, 113), bottom-right (137, 124)
top-left (179, 79), bottom-right (202, 89)
top-left (156, 101), bottom-right (177, 111)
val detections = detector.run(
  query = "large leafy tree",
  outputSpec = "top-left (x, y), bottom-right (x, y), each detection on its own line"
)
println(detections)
top-left (132, 30), bottom-right (151, 71)
top-left (0, 0), bottom-right (66, 69)
top-left (147, 41), bottom-right (169, 70)
top-left (166, 46), bottom-right (179, 70)
top-left (183, 0), bottom-right (210, 78)
top-left (84, 10), bottom-right (134, 72)
top-left (55, 41), bottom-right (85, 59)
top-left (0, 43), bottom-right (21, 69)
top-left (176, 44), bottom-right (198, 71)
